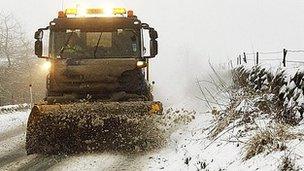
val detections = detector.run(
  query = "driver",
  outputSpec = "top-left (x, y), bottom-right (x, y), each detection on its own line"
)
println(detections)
top-left (65, 32), bottom-right (84, 56)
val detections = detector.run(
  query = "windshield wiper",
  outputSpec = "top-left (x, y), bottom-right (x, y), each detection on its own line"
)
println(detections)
top-left (59, 31), bottom-right (74, 58)
top-left (93, 32), bottom-right (103, 58)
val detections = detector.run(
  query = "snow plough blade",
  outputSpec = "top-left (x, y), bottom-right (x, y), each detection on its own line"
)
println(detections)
top-left (26, 101), bottom-right (163, 154)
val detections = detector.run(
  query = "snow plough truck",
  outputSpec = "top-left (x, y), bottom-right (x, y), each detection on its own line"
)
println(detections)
top-left (26, 7), bottom-right (162, 154)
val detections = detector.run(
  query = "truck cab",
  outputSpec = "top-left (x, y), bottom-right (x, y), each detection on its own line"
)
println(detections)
top-left (34, 8), bottom-right (158, 103)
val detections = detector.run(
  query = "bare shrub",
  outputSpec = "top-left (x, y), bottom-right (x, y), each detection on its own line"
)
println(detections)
top-left (198, 65), bottom-right (236, 137)
top-left (232, 66), bottom-right (249, 88)
top-left (209, 108), bottom-right (237, 138)
top-left (279, 156), bottom-right (299, 171)
top-left (245, 124), bottom-right (301, 160)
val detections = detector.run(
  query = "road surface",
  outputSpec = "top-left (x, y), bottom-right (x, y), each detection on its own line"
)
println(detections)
top-left (0, 99), bottom-right (205, 171)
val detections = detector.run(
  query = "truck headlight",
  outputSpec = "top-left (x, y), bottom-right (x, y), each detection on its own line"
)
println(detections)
top-left (137, 61), bottom-right (147, 68)
top-left (41, 61), bottom-right (51, 71)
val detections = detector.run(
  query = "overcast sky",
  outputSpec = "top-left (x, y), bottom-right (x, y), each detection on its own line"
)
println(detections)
top-left (1, 0), bottom-right (304, 104)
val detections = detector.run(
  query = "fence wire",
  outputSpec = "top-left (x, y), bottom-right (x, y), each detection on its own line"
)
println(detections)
top-left (237, 49), bottom-right (304, 66)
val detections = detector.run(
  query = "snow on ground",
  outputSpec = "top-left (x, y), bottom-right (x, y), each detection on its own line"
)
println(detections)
top-left (240, 61), bottom-right (304, 78)
top-left (0, 58), bottom-right (8, 66)
top-left (0, 96), bottom-right (303, 170)
top-left (49, 96), bottom-right (304, 171)
top-left (0, 111), bottom-right (29, 134)
top-left (0, 106), bottom-right (29, 152)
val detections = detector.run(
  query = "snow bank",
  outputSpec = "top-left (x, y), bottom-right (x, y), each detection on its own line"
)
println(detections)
top-left (0, 104), bottom-right (30, 114)
top-left (0, 111), bottom-right (29, 133)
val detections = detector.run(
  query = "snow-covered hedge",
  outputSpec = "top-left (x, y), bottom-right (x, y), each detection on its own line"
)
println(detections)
top-left (233, 66), bottom-right (304, 125)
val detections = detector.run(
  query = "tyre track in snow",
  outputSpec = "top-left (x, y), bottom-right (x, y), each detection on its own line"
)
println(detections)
top-left (101, 154), bottom-right (146, 171)
top-left (0, 119), bottom-right (28, 169)
top-left (0, 147), bottom-right (26, 167)
top-left (0, 152), bottom-right (66, 171)
top-left (15, 155), bottom-right (67, 171)
top-left (0, 112), bottom-right (67, 171)
top-left (0, 125), bottom-right (25, 142)
top-left (0, 142), bottom-right (66, 171)
top-left (0, 133), bottom-right (66, 171)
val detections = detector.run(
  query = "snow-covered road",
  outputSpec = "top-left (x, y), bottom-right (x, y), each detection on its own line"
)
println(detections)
top-left (2, 97), bottom-right (302, 171)
top-left (0, 99), bottom-right (210, 171)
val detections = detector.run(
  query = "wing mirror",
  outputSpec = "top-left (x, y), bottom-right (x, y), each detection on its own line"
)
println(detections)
top-left (142, 24), bottom-right (159, 58)
top-left (35, 40), bottom-right (43, 57)
top-left (148, 29), bottom-right (158, 58)
top-left (149, 29), bottom-right (158, 40)
top-left (150, 40), bottom-right (158, 57)
top-left (34, 30), bottom-right (43, 40)
top-left (34, 29), bottom-right (48, 58)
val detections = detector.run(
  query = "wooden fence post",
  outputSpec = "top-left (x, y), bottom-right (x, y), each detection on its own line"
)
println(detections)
top-left (256, 52), bottom-right (259, 65)
top-left (230, 60), bottom-right (233, 68)
top-left (11, 94), bottom-right (14, 105)
top-left (29, 84), bottom-right (33, 108)
top-left (243, 52), bottom-right (247, 63)
top-left (236, 56), bottom-right (239, 65)
top-left (283, 49), bottom-right (287, 67)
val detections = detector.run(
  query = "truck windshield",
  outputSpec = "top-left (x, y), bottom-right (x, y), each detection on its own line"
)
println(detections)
top-left (52, 29), bottom-right (140, 59)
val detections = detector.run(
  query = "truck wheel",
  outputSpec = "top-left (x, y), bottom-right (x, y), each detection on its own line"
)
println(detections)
top-left (118, 69), bottom-right (151, 100)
